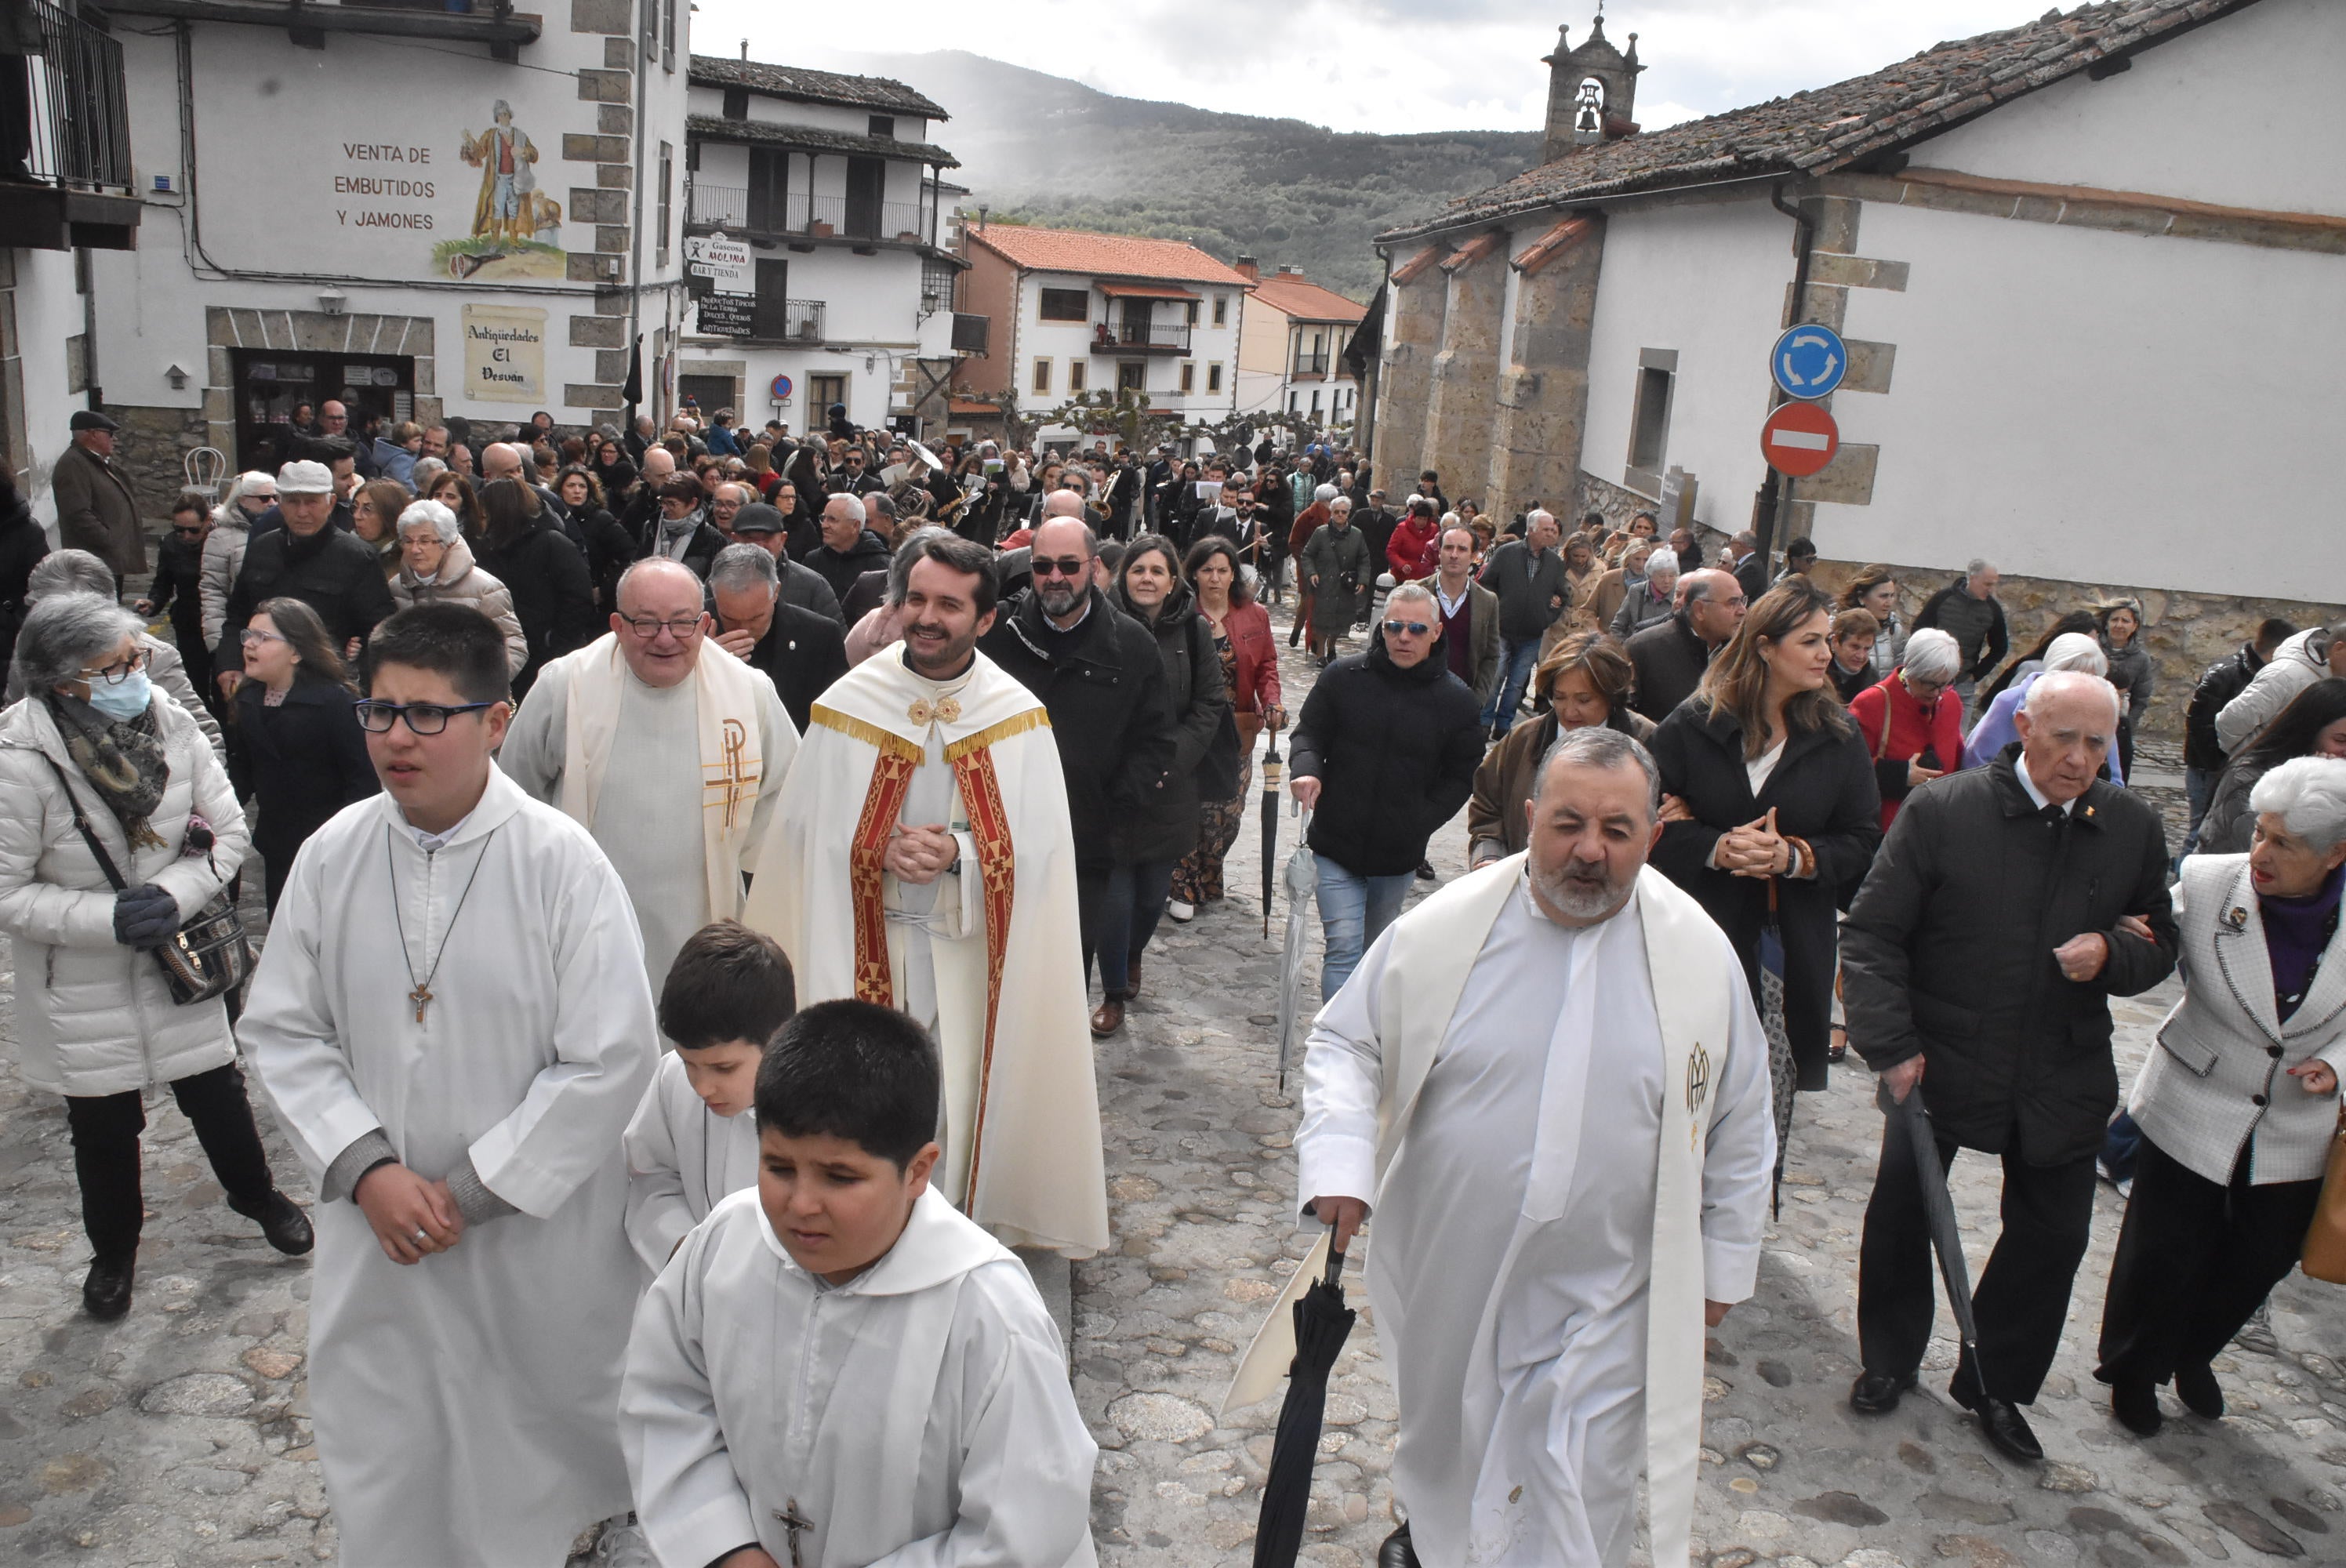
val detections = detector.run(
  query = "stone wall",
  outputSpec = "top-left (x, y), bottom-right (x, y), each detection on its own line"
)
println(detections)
top-left (1809, 557), bottom-right (2337, 746)
top-left (100, 402), bottom-right (212, 521)
top-left (1568, 470), bottom-right (1653, 534)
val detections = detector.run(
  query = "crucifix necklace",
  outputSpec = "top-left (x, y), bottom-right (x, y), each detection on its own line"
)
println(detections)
top-left (774, 1500), bottom-right (813, 1567)
top-left (385, 824), bottom-right (501, 1025)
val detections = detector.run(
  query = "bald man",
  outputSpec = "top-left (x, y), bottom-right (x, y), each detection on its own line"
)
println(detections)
top-left (501, 557), bottom-right (797, 990)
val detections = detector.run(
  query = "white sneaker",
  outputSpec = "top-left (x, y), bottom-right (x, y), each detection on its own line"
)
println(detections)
top-left (1167, 899), bottom-right (1196, 923)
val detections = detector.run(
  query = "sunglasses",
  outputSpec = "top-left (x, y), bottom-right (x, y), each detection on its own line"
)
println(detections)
top-left (172, 524), bottom-right (205, 535)
top-left (1032, 557), bottom-right (1090, 579)
top-left (1382, 619), bottom-right (1433, 637)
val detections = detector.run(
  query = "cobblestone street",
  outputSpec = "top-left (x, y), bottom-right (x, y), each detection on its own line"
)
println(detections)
top-left (3, 619), bottom-right (2344, 1566)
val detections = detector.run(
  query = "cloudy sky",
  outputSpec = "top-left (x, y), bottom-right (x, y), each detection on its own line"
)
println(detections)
top-left (701, 0), bottom-right (2054, 135)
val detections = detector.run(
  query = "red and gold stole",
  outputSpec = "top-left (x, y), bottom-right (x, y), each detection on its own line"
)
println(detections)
top-left (944, 711), bottom-right (1047, 1194)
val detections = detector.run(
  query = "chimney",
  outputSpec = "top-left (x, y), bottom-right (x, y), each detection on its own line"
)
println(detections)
top-left (1540, 12), bottom-right (1646, 165)
top-left (1233, 255), bottom-right (1260, 283)
top-left (739, 38), bottom-right (749, 60)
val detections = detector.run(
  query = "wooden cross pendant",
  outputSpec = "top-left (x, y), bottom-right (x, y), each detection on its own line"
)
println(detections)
top-left (774, 1500), bottom-right (813, 1567)
top-left (409, 985), bottom-right (433, 1024)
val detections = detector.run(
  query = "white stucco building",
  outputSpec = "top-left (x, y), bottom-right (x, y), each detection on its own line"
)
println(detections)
top-left (1232, 260), bottom-right (1367, 433)
top-left (1370, 0), bottom-right (2344, 734)
top-left (69, 0), bottom-right (689, 506)
top-left (956, 223), bottom-right (1252, 445)
top-left (674, 55), bottom-right (964, 437)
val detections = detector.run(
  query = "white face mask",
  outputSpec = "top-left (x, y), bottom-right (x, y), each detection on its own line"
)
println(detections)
top-left (87, 668), bottom-right (152, 721)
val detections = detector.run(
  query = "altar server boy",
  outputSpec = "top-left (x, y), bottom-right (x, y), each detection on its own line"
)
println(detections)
top-left (623, 920), bottom-right (796, 1270)
top-left (619, 1000), bottom-right (1099, 1568)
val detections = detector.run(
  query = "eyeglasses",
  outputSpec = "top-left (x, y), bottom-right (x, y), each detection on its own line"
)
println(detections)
top-left (1032, 557), bottom-right (1090, 580)
top-left (78, 648), bottom-right (149, 684)
top-left (618, 613), bottom-right (706, 638)
top-left (172, 524), bottom-right (206, 535)
top-left (1382, 620), bottom-right (1433, 637)
top-left (239, 628), bottom-right (287, 648)
top-left (354, 700), bottom-right (500, 735)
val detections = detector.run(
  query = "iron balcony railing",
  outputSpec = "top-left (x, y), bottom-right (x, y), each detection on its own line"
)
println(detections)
top-left (685, 183), bottom-right (934, 245)
top-left (1291, 350), bottom-right (1331, 376)
top-left (12, 0), bottom-right (133, 192)
top-left (1093, 320), bottom-right (1192, 354)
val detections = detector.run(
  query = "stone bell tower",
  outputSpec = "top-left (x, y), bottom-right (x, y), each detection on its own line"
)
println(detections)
top-left (1540, 9), bottom-right (1644, 165)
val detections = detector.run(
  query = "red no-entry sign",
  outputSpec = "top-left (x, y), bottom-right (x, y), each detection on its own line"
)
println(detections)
top-left (1761, 401), bottom-right (1839, 477)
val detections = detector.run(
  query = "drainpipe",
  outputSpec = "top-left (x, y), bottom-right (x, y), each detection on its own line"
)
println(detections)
top-left (626, 16), bottom-right (651, 430)
top-left (1753, 181), bottom-right (1815, 564)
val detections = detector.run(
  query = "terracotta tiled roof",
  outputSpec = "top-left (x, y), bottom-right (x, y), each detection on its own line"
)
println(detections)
top-left (689, 56), bottom-right (949, 121)
top-left (685, 116), bottom-right (958, 171)
top-left (965, 225), bottom-right (1255, 287)
top-left (1377, 0), bottom-right (2264, 243)
top-left (1248, 272), bottom-right (1368, 323)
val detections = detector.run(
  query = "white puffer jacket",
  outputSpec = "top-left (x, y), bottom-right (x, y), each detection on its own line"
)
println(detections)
top-left (0, 692), bottom-right (251, 1097)
top-left (199, 516), bottom-right (251, 648)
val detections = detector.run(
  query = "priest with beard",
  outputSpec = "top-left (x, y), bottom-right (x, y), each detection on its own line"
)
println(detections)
top-left (743, 531), bottom-right (1108, 1258)
top-left (1232, 726), bottom-right (1774, 1568)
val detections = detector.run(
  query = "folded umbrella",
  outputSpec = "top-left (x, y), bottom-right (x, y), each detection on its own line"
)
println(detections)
top-left (1260, 731), bottom-right (1283, 941)
top-left (1251, 1244), bottom-right (1357, 1568)
top-left (1878, 1080), bottom-right (1984, 1382)
top-left (1274, 816), bottom-right (1316, 1091)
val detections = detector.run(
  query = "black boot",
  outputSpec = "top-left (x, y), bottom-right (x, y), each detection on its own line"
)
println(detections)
top-left (1378, 1523), bottom-right (1420, 1568)
top-left (231, 1191), bottom-right (315, 1256)
top-left (83, 1254), bottom-right (135, 1321)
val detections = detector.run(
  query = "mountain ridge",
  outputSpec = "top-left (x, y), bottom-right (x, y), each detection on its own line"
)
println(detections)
top-left (805, 49), bottom-right (1542, 299)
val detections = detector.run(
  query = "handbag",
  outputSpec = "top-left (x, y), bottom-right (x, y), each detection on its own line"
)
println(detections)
top-left (44, 757), bottom-right (252, 1007)
top-left (2303, 1101), bottom-right (2346, 1284)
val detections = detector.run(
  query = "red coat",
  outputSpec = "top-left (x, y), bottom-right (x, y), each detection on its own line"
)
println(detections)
top-left (1386, 515), bottom-right (1438, 581)
top-left (1221, 600), bottom-right (1283, 719)
top-left (1288, 503), bottom-right (1330, 564)
top-left (1849, 672), bottom-right (1965, 827)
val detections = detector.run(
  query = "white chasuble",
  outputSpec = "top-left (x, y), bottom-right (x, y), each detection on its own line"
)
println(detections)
top-left (238, 773), bottom-right (659, 1568)
top-left (1228, 858), bottom-right (1774, 1568)
top-left (500, 633), bottom-right (796, 992)
top-left (742, 646), bottom-right (1109, 1256)
top-left (621, 1187), bottom-right (1099, 1568)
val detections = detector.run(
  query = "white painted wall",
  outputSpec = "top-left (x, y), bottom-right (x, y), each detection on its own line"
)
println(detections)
top-left (1906, 0), bottom-right (2346, 218)
top-left (93, 22), bottom-right (688, 426)
top-left (1578, 195), bottom-right (1792, 527)
top-left (678, 347), bottom-right (895, 433)
top-left (12, 246), bottom-right (85, 533)
top-left (1012, 273), bottom-right (1242, 426)
top-left (1825, 197), bottom-right (2346, 601)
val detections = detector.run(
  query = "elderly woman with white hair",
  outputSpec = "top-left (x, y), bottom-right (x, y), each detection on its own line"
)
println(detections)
top-left (389, 499), bottom-right (528, 675)
top-left (18, 550), bottom-right (224, 761)
top-left (1848, 626), bottom-right (1967, 829)
top-left (0, 593), bottom-right (311, 1321)
top-left (1608, 546), bottom-right (1679, 640)
top-left (198, 470), bottom-right (277, 650)
top-left (2095, 755), bottom-right (2346, 1436)
top-left (1961, 630), bottom-right (2123, 779)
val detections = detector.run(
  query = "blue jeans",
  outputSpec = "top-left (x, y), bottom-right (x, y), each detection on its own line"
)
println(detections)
top-left (1486, 635), bottom-right (1544, 732)
top-left (2181, 764), bottom-right (2217, 856)
top-left (1316, 858), bottom-right (1414, 1006)
top-left (1091, 858), bottom-right (1175, 996)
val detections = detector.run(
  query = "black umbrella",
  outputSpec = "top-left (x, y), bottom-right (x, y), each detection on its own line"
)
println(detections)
top-left (1878, 1080), bottom-right (1984, 1381)
top-left (1251, 1245), bottom-right (1357, 1567)
top-left (1260, 729), bottom-right (1284, 940)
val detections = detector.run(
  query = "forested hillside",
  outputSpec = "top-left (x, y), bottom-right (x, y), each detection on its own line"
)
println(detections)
top-left (818, 49), bottom-right (1540, 299)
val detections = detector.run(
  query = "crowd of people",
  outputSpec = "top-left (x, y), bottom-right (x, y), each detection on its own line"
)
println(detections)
top-left (1, 397), bottom-right (2341, 1568)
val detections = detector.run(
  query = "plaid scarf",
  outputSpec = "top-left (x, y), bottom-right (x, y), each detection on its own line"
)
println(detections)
top-left (49, 694), bottom-right (169, 850)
